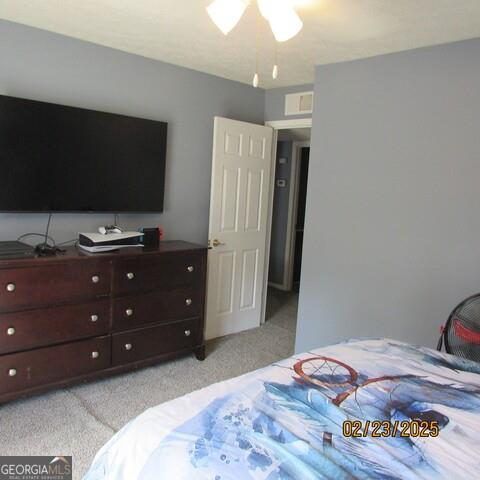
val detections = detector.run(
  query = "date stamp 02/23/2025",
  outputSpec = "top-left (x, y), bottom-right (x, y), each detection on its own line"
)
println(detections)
top-left (342, 420), bottom-right (440, 438)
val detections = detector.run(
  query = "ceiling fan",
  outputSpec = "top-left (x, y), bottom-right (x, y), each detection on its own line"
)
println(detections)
top-left (206, 0), bottom-right (304, 87)
top-left (207, 0), bottom-right (303, 42)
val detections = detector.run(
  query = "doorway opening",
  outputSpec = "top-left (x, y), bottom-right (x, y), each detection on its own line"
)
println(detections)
top-left (264, 124), bottom-right (311, 334)
top-left (205, 116), bottom-right (311, 343)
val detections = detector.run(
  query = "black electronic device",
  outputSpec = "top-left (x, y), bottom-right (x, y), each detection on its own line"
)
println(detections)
top-left (0, 241), bottom-right (35, 259)
top-left (0, 95), bottom-right (167, 212)
top-left (142, 228), bottom-right (160, 247)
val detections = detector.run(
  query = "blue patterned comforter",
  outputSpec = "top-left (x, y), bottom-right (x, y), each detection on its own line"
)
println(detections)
top-left (84, 338), bottom-right (480, 479)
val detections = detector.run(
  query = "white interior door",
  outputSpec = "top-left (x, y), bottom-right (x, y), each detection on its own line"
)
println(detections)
top-left (206, 117), bottom-right (273, 340)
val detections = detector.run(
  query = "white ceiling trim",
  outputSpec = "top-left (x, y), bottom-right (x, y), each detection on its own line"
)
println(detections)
top-left (266, 118), bottom-right (313, 129)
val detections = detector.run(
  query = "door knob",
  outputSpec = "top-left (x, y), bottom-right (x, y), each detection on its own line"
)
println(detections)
top-left (211, 239), bottom-right (226, 247)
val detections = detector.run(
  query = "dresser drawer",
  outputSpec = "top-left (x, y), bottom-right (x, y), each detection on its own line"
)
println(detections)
top-left (112, 318), bottom-right (198, 366)
top-left (0, 336), bottom-right (111, 395)
top-left (0, 261), bottom-right (111, 311)
top-left (113, 252), bottom-right (204, 295)
top-left (0, 299), bottom-right (110, 354)
top-left (112, 288), bottom-right (202, 332)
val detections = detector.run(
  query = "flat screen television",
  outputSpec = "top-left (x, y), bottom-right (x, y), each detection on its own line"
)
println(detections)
top-left (0, 95), bottom-right (167, 212)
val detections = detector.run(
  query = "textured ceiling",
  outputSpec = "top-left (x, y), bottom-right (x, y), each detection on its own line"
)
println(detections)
top-left (0, 0), bottom-right (479, 89)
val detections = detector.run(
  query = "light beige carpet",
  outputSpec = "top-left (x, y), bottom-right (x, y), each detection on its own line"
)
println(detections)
top-left (0, 289), bottom-right (297, 479)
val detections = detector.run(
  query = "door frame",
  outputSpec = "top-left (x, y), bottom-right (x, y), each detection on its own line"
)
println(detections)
top-left (260, 118), bottom-right (312, 323)
top-left (283, 140), bottom-right (310, 291)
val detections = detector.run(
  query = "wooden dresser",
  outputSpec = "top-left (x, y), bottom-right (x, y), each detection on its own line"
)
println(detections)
top-left (0, 241), bottom-right (207, 403)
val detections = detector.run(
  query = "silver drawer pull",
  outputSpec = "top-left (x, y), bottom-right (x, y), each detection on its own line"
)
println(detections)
top-left (185, 298), bottom-right (192, 306)
top-left (6, 283), bottom-right (15, 292)
top-left (184, 330), bottom-right (191, 337)
top-left (187, 266), bottom-right (194, 273)
top-left (8, 368), bottom-right (16, 377)
top-left (126, 272), bottom-right (135, 280)
top-left (6, 327), bottom-right (15, 336)
top-left (125, 343), bottom-right (133, 351)
top-left (91, 314), bottom-right (99, 322)
top-left (91, 351), bottom-right (99, 359)
top-left (91, 275), bottom-right (100, 284)
top-left (125, 308), bottom-right (134, 317)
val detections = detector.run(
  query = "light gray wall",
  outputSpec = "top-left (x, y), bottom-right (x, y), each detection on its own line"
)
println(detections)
top-left (0, 20), bottom-right (264, 245)
top-left (296, 38), bottom-right (480, 353)
top-left (269, 141), bottom-right (293, 285)
top-left (264, 84), bottom-right (313, 122)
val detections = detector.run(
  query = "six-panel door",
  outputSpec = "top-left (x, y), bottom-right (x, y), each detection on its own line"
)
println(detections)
top-left (206, 117), bottom-right (273, 340)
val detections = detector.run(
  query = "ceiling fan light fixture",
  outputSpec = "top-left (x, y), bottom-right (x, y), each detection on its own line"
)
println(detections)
top-left (257, 0), bottom-right (277, 20)
top-left (206, 0), bottom-right (250, 35)
top-left (268, 6), bottom-right (303, 42)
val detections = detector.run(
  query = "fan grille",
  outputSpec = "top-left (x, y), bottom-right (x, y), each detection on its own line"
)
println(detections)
top-left (446, 295), bottom-right (480, 362)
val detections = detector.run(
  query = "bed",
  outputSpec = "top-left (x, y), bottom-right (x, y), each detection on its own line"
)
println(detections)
top-left (83, 338), bottom-right (480, 479)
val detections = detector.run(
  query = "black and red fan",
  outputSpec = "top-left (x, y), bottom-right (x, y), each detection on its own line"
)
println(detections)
top-left (438, 294), bottom-right (480, 361)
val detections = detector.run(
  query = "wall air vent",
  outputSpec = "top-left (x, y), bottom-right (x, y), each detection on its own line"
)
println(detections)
top-left (285, 91), bottom-right (314, 116)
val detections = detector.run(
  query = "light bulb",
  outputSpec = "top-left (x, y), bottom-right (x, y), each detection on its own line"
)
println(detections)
top-left (253, 73), bottom-right (259, 88)
top-left (257, 0), bottom-right (277, 19)
top-left (257, 0), bottom-right (294, 19)
top-left (268, 6), bottom-right (303, 42)
top-left (272, 64), bottom-right (278, 79)
top-left (207, 0), bottom-right (250, 35)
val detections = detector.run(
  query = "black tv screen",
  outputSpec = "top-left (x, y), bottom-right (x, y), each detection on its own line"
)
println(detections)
top-left (0, 95), bottom-right (167, 212)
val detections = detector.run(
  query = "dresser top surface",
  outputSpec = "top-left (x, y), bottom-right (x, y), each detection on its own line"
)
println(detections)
top-left (0, 240), bottom-right (207, 268)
